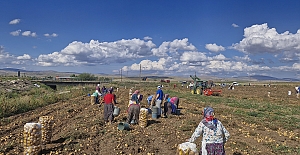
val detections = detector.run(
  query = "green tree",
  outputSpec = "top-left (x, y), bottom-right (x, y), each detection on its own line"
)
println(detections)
top-left (77, 73), bottom-right (97, 81)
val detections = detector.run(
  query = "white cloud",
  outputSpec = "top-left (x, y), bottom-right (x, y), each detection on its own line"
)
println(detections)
top-left (122, 57), bottom-right (182, 73)
top-left (10, 30), bottom-right (21, 36)
top-left (231, 23), bottom-right (300, 57)
top-left (232, 23), bottom-right (239, 28)
top-left (205, 43), bottom-right (225, 52)
top-left (0, 46), bottom-right (14, 64)
top-left (180, 51), bottom-right (207, 62)
top-left (144, 36), bottom-right (152, 40)
top-left (9, 19), bottom-right (21, 25)
top-left (17, 54), bottom-right (31, 60)
top-left (22, 31), bottom-right (37, 37)
top-left (151, 38), bottom-right (197, 57)
top-left (36, 38), bottom-right (156, 66)
top-left (44, 33), bottom-right (58, 37)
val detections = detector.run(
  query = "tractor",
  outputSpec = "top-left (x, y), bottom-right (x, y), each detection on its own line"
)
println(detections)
top-left (189, 75), bottom-right (208, 95)
top-left (189, 75), bottom-right (221, 96)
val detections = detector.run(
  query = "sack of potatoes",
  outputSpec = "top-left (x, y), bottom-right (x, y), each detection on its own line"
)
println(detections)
top-left (176, 142), bottom-right (198, 155)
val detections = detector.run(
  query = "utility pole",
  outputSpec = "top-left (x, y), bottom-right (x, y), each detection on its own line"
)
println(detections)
top-left (139, 64), bottom-right (141, 82)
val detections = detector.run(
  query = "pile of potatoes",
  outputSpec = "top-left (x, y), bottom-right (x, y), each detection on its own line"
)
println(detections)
top-left (38, 116), bottom-right (54, 145)
top-left (139, 108), bottom-right (148, 128)
top-left (23, 123), bottom-right (42, 155)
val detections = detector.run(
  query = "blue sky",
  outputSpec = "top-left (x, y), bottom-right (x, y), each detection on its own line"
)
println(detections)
top-left (1, 1), bottom-right (300, 79)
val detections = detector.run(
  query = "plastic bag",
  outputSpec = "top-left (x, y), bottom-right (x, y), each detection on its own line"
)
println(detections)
top-left (176, 142), bottom-right (198, 155)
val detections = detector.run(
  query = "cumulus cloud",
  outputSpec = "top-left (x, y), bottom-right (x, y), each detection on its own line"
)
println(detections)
top-left (22, 31), bottom-right (37, 37)
top-left (9, 19), bottom-right (21, 24)
top-left (231, 23), bottom-right (300, 56)
top-left (36, 38), bottom-right (156, 66)
top-left (0, 46), bottom-right (15, 64)
top-left (151, 38), bottom-right (197, 57)
top-left (143, 36), bottom-right (152, 40)
top-left (17, 54), bottom-right (31, 60)
top-left (205, 43), bottom-right (225, 52)
top-left (232, 23), bottom-right (239, 28)
top-left (122, 58), bottom-right (183, 75)
top-left (44, 33), bottom-right (58, 37)
top-left (10, 30), bottom-right (21, 36)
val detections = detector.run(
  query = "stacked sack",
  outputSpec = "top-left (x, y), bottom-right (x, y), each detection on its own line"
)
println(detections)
top-left (176, 142), bottom-right (198, 155)
top-left (90, 95), bottom-right (95, 105)
top-left (139, 108), bottom-right (148, 128)
top-left (23, 123), bottom-right (42, 155)
top-left (38, 116), bottom-right (54, 145)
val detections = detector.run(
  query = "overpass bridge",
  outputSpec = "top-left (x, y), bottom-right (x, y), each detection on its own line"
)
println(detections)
top-left (31, 80), bottom-right (111, 90)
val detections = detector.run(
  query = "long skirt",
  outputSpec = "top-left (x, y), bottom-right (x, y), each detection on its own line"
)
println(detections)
top-left (200, 142), bottom-right (225, 155)
top-left (104, 103), bottom-right (114, 121)
top-left (127, 104), bottom-right (140, 124)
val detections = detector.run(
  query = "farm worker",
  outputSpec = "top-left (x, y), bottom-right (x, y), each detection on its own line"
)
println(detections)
top-left (155, 85), bottom-right (164, 117)
top-left (93, 90), bottom-right (102, 104)
top-left (102, 88), bottom-right (116, 124)
top-left (96, 84), bottom-right (100, 92)
top-left (170, 96), bottom-right (179, 109)
top-left (127, 90), bottom-right (141, 124)
top-left (163, 99), bottom-right (172, 117)
top-left (163, 96), bottom-right (179, 117)
top-left (147, 94), bottom-right (154, 107)
top-left (188, 107), bottom-right (230, 155)
top-left (101, 86), bottom-right (107, 95)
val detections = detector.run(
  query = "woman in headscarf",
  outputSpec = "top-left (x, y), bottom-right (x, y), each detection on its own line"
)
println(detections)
top-left (127, 90), bottom-right (141, 124)
top-left (188, 107), bottom-right (230, 155)
top-left (102, 88), bottom-right (115, 124)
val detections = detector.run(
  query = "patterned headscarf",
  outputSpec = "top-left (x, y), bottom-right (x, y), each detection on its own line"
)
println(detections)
top-left (201, 107), bottom-right (217, 130)
top-left (203, 107), bottom-right (214, 118)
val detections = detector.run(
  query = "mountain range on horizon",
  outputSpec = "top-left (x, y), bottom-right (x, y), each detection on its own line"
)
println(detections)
top-left (0, 67), bottom-right (299, 82)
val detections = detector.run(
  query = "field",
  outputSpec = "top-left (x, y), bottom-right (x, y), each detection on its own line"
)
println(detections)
top-left (0, 80), bottom-right (300, 155)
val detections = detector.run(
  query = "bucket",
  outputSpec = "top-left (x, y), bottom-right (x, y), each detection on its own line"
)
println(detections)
top-left (152, 106), bottom-right (158, 114)
top-left (113, 106), bottom-right (120, 116)
top-left (175, 109), bottom-right (181, 115)
top-left (118, 122), bottom-right (130, 131)
top-left (152, 112), bottom-right (158, 119)
top-left (147, 108), bottom-right (152, 114)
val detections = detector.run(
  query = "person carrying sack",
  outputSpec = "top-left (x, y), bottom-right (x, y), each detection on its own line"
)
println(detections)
top-left (188, 107), bottom-right (230, 155)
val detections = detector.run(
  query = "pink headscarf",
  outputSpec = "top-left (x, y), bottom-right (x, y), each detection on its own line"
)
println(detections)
top-left (133, 90), bottom-right (140, 94)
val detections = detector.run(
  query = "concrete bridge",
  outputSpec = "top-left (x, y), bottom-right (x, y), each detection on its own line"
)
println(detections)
top-left (31, 80), bottom-right (111, 90)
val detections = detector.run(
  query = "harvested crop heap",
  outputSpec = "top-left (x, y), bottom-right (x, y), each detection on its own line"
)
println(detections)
top-left (38, 116), bottom-right (54, 145)
top-left (23, 123), bottom-right (42, 155)
top-left (139, 108), bottom-right (148, 128)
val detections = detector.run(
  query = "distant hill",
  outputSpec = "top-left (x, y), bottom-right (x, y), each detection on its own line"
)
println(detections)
top-left (239, 75), bottom-right (300, 82)
top-left (1, 68), bottom-right (299, 81)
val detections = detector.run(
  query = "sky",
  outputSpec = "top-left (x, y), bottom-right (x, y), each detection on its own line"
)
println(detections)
top-left (1, 1), bottom-right (300, 79)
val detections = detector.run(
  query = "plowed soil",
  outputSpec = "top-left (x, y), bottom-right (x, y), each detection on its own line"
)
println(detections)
top-left (0, 83), bottom-right (299, 155)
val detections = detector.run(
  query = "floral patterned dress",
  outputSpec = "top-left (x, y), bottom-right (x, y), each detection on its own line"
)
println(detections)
top-left (189, 119), bottom-right (230, 155)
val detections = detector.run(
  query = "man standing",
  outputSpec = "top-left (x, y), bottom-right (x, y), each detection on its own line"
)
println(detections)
top-left (155, 86), bottom-right (164, 117)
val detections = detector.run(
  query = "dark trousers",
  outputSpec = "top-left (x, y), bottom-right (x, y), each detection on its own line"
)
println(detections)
top-left (104, 103), bottom-right (114, 121)
top-left (163, 102), bottom-right (172, 116)
top-left (127, 104), bottom-right (140, 124)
